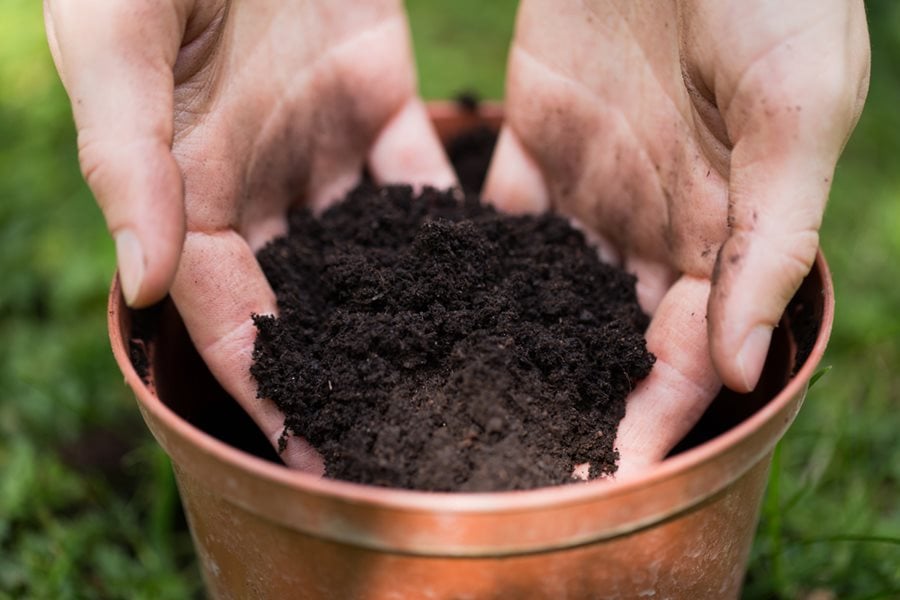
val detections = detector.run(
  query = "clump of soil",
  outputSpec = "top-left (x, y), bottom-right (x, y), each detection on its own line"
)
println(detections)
top-left (251, 185), bottom-right (654, 492)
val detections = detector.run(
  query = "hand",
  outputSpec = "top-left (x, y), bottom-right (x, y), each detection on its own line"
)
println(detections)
top-left (485, 0), bottom-right (869, 475)
top-left (45, 0), bottom-right (455, 469)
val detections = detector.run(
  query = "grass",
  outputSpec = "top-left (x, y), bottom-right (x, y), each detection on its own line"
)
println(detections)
top-left (1, 0), bottom-right (898, 597)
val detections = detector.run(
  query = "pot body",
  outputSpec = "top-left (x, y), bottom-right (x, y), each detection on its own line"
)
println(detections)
top-left (173, 457), bottom-right (767, 599)
top-left (108, 102), bottom-right (834, 600)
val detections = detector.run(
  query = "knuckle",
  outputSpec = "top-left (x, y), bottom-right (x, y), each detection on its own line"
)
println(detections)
top-left (779, 229), bottom-right (819, 278)
top-left (76, 134), bottom-right (111, 199)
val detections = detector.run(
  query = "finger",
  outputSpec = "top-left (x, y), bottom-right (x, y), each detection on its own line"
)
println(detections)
top-left (42, 2), bottom-right (63, 82)
top-left (615, 276), bottom-right (721, 477)
top-left (709, 13), bottom-right (868, 393)
top-left (171, 230), bottom-right (324, 473)
top-left (623, 256), bottom-right (679, 316)
top-left (483, 126), bottom-right (550, 214)
top-left (368, 98), bottom-right (457, 191)
top-left (707, 173), bottom-right (821, 394)
top-left (45, 0), bottom-right (187, 307)
top-left (569, 219), bottom-right (622, 269)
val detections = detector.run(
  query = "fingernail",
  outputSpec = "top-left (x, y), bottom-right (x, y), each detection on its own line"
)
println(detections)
top-left (737, 325), bottom-right (773, 392)
top-left (115, 229), bottom-right (144, 306)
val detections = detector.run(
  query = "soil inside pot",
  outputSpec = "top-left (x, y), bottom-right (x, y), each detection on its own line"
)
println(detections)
top-left (446, 92), bottom-right (498, 194)
top-left (251, 184), bottom-right (655, 492)
top-left (446, 125), bottom-right (497, 194)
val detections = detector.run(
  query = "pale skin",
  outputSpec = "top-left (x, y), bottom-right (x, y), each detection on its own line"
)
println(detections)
top-left (486, 0), bottom-right (869, 474)
top-left (45, 0), bottom-right (456, 471)
top-left (46, 0), bottom-right (869, 478)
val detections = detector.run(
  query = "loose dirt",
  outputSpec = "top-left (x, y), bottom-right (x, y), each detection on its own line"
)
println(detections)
top-left (251, 182), bottom-right (654, 492)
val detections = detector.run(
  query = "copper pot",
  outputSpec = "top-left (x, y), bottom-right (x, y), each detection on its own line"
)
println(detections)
top-left (107, 102), bottom-right (834, 599)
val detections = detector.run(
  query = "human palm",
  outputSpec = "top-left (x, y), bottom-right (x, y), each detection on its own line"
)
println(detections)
top-left (46, 0), bottom-right (454, 468)
top-left (49, 0), bottom-right (869, 476)
top-left (486, 0), bottom-right (869, 472)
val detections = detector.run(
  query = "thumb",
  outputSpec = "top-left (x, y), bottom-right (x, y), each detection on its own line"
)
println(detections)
top-left (708, 154), bottom-right (826, 393)
top-left (706, 1), bottom-right (869, 392)
top-left (709, 83), bottom-right (863, 393)
top-left (45, 0), bottom-right (187, 307)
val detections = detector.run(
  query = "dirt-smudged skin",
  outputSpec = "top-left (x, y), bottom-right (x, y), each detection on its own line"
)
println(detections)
top-left (251, 185), bottom-right (654, 492)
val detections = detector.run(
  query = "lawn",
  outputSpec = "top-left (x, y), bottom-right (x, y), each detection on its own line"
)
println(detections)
top-left (1, 1), bottom-right (897, 598)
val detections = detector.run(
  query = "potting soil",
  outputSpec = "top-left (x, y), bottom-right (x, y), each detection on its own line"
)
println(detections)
top-left (251, 183), bottom-right (655, 492)
top-left (446, 125), bottom-right (497, 194)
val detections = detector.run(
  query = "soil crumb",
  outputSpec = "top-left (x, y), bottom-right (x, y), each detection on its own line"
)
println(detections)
top-left (251, 185), bottom-right (654, 492)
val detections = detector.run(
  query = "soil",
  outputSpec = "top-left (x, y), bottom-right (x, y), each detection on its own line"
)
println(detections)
top-left (129, 303), bottom-right (164, 385)
top-left (447, 91), bottom-right (498, 194)
top-left (787, 295), bottom-right (819, 374)
top-left (251, 185), bottom-right (655, 492)
top-left (446, 126), bottom-right (497, 194)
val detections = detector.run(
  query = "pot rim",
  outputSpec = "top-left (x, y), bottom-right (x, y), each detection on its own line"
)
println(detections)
top-left (107, 251), bottom-right (833, 514)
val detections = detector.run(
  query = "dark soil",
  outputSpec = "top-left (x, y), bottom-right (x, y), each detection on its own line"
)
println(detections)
top-left (447, 126), bottom-right (497, 194)
top-left (251, 185), bottom-right (655, 492)
top-left (447, 91), bottom-right (498, 194)
top-left (129, 303), bottom-right (164, 385)
top-left (787, 296), bottom-right (819, 374)
top-left (454, 90), bottom-right (481, 113)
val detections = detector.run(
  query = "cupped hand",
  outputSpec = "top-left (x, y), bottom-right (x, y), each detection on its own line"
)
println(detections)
top-left (45, 0), bottom-right (455, 470)
top-left (485, 0), bottom-right (869, 475)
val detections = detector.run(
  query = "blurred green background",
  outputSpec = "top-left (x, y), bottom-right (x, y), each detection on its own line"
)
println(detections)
top-left (1, 1), bottom-right (897, 598)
